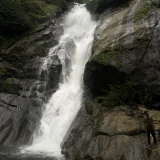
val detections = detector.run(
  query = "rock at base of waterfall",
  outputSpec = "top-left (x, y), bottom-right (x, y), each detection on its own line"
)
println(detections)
top-left (62, 105), bottom-right (160, 160)
top-left (0, 93), bottom-right (43, 145)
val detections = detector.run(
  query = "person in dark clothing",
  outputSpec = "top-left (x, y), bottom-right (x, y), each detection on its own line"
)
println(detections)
top-left (143, 111), bottom-right (157, 146)
top-left (158, 130), bottom-right (160, 136)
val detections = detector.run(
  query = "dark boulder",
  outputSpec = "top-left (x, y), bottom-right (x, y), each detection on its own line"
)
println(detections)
top-left (84, 59), bottom-right (127, 94)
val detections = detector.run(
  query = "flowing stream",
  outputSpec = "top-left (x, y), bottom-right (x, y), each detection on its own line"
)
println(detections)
top-left (22, 4), bottom-right (97, 158)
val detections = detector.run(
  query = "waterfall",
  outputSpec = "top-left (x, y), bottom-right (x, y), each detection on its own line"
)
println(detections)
top-left (22, 4), bottom-right (97, 157)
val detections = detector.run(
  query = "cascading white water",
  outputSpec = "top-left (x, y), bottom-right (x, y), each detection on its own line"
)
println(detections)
top-left (22, 4), bottom-right (97, 157)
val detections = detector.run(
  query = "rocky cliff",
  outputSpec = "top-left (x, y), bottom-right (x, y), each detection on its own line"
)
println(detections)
top-left (85, 0), bottom-right (160, 106)
top-left (62, 0), bottom-right (160, 159)
top-left (62, 105), bottom-right (160, 160)
top-left (0, 0), bottom-right (80, 145)
top-left (0, 21), bottom-right (63, 145)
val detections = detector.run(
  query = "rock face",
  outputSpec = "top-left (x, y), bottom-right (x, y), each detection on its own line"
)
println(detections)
top-left (0, 19), bottom-right (63, 145)
top-left (62, 105), bottom-right (160, 160)
top-left (62, 0), bottom-right (160, 159)
top-left (84, 0), bottom-right (160, 103)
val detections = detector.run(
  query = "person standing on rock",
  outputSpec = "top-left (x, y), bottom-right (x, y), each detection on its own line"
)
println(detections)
top-left (143, 111), bottom-right (157, 147)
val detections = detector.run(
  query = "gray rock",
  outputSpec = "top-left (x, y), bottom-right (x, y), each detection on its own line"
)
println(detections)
top-left (0, 93), bottom-right (43, 145)
top-left (0, 19), bottom-right (64, 145)
top-left (84, 0), bottom-right (160, 100)
top-left (62, 106), bottom-right (160, 160)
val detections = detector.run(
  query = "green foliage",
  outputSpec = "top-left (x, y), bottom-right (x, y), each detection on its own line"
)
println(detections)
top-left (83, 0), bottom-right (91, 4)
top-left (0, 63), bottom-right (24, 79)
top-left (44, 0), bottom-right (67, 10)
top-left (3, 47), bottom-right (29, 68)
top-left (44, 5), bottom-right (62, 14)
top-left (0, 34), bottom-right (9, 48)
top-left (96, 92), bottom-right (120, 109)
top-left (27, 13), bottom-right (46, 23)
top-left (0, 0), bottom-right (32, 33)
top-left (0, 33), bottom-right (20, 49)
top-left (0, 68), bottom-right (8, 77)
top-left (93, 49), bottom-right (121, 66)
top-left (0, 0), bottom-right (65, 49)
top-left (0, 83), bottom-right (22, 95)
top-left (96, 81), bottom-right (153, 109)
top-left (141, 0), bottom-right (153, 16)
top-left (22, 0), bottom-right (62, 24)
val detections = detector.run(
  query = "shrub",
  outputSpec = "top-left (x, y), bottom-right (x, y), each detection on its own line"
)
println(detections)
top-left (96, 81), bottom-right (153, 109)
top-left (0, 0), bottom-right (65, 49)
top-left (0, 0), bottom-right (32, 35)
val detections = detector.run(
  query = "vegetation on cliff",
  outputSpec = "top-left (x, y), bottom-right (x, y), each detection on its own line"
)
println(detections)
top-left (84, 0), bottom-right (160, 110)
top-left (95, 81), bottom-right (153, 110)
top-left (0, 0), bottom-right (68, 49)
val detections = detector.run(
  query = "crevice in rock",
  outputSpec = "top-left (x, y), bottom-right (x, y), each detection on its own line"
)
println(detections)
top-left (94, 130), bottom-right (146, 137)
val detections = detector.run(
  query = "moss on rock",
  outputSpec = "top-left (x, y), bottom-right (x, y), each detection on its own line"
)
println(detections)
top-left (141, 0), bottom-right (153, 17)
top-left (92, 49), bottom-right (122, 67)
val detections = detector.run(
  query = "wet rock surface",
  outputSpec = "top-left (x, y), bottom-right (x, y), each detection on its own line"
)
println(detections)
top-left (0, 19), bottom-right (64, 145)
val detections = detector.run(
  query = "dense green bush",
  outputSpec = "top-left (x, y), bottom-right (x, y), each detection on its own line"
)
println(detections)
top-left (0, 0), bottom-right (31, 35)
top-left (0, 0), bottom-right (67, 49)
top-left (96, 81), bottom-right (153, 109)
top-left (0, 0), bottom-right (65, 35)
